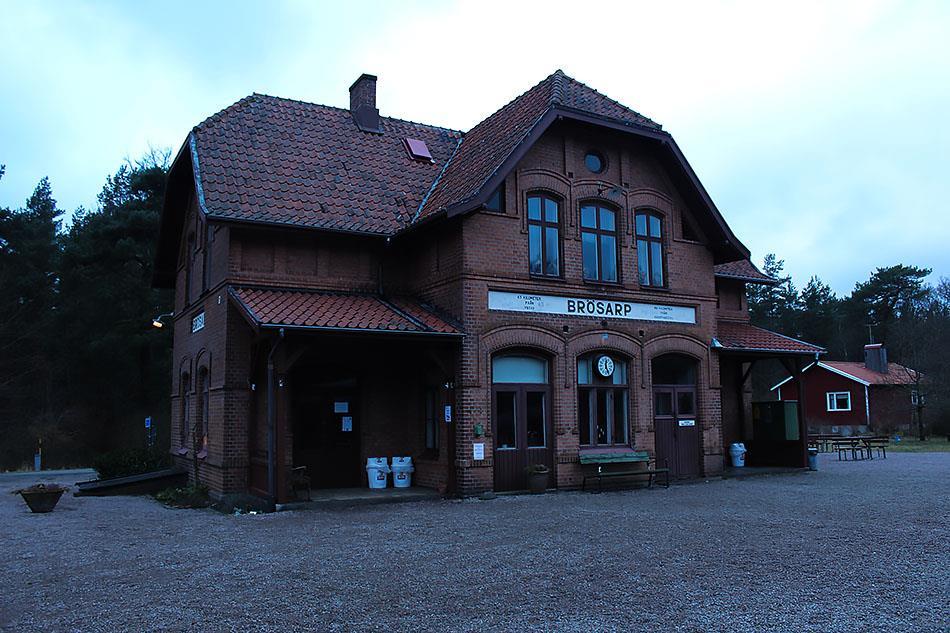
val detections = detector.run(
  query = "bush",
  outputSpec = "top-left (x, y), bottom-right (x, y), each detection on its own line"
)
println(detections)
top-left (92, 448), bottom-right (170, 480)
top-left (155, 484), bottom-right (210, 509)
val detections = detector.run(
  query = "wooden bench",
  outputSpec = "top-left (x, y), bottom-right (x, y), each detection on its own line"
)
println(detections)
top-left (833, 439), bottom-right (868, 461)
top-left (863, 437), bottom-right (889, 459)
top-left (579, 450), bottom-right (670, 492)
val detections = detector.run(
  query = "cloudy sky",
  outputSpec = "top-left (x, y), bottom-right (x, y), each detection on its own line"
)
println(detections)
top-left (1, 0), bottom-right (947, 293)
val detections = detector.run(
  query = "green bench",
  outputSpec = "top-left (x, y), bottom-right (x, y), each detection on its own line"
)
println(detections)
top-left (580, 450), bottom-right (670, 492)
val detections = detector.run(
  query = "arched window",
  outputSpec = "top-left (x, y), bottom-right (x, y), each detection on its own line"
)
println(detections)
top-left (196, 367), bottom-right (209, 458)
top-left (179, 372), bottom-right (190, 452)
top-left (580, 203), bottom-right (618, 282)
top-left (577, 353), bottom-right (629, 446)
top-left (527, 194), bottom-right (560, 277)
top-left (635, 211), bottom-right (664, 287)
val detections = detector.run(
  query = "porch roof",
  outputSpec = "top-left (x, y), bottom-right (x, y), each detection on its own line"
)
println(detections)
top-left (712, 321), bottom-right (824, 356)
top-left (228, 286), bottom-right (462, 337)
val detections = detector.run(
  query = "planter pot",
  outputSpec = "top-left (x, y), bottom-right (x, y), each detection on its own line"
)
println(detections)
top-left (526, 470), bottom-right (549, 494)
top-left (18, 488), bottom-right (66, 513)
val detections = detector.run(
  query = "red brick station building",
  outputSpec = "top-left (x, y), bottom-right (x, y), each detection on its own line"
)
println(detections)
top-left (153, 71), bottom-right (825, 504)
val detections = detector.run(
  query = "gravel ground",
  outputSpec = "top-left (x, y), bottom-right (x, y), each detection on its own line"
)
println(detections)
top-left (1, 453), bottom-right (948, 632)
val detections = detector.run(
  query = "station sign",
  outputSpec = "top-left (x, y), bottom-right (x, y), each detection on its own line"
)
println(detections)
top-left (488, 290), bottom-right (696, 324)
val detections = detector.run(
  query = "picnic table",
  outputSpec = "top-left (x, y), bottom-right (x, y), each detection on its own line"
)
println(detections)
top-left (831, 436), bottom-right (889, 461)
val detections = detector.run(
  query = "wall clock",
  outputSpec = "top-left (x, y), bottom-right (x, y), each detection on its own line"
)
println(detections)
top-left (597, 355), bottom-right (615, 377)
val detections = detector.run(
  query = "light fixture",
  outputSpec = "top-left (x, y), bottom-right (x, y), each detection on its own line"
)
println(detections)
top-left (151, 312), bottom-right (174, 329)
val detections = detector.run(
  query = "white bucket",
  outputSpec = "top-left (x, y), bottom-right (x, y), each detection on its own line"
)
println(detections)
top-left (391, 456), bottom-right (414, 489)
top-left (366, 457), bottom-right (390, 489)
top-left (729, 442), bottom-right (747, 468)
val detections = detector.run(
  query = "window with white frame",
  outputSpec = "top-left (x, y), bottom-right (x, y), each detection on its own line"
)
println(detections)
top-left (191, 311), bottom-right (205, 333)
top-left (826, 391), bottom-right (851, 412)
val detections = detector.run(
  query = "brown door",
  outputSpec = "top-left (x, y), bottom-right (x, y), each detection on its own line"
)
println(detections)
top-left (492, 384), bottom-right (553, 491)
top-left (294, 383), bottom-right (360, 488)
top-left (654, 386), bottom-right (700, 478)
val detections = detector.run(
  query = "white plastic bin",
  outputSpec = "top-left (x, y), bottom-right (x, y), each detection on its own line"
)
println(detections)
top-left (391, 456), bottom-right (414, 489)
top-left (729, 443), bottom-right (747, 468)
top-left (366, 457), bottom-right (390, 489)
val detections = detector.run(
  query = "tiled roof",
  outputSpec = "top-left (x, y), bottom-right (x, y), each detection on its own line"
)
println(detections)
top-left (714, 321), bottom-right (824, 355)
top-left (229, 287), bottom-right (461, 336)
top-left (820, 361), bottom-right (920, 385)
top-left (193, 94), bottom-right (462, 234)
top-left (714, 260), bottom-right (776, 285)
top-left (415, 70), bottom-right (661, 221)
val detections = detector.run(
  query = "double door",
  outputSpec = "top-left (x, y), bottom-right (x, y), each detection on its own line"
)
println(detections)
top-left (492, 384), bottom-right (553, 491)
top-left (653, 386), bottom-right (700, 478)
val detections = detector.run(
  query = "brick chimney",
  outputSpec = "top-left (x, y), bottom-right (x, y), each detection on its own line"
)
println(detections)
top-left (349, 73), bottom-right (380, 133)
top-left (864, 343), bottom-right (888, 374)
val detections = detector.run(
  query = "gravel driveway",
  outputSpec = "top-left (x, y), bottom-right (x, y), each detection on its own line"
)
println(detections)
top-left (2, 453), bottom-right (948, 632)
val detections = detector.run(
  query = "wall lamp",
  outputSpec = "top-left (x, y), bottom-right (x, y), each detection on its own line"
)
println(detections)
top-left (151, 312), bottom-right (174, 329)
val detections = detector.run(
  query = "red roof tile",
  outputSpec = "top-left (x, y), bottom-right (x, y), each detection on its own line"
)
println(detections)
top-left (819, 361), bottom-right (919, 385)
top-left (229, 287), bottom-right (461, 336)
top-left (194, 95), bottom-right (462, 234)
top-left (714, 321), bottom-right (824, 355)
top-left (714, 260), bottom-right (776, 285)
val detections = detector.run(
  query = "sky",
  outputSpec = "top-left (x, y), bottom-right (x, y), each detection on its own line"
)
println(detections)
top-left (1, 0), bottom-right (948, 294)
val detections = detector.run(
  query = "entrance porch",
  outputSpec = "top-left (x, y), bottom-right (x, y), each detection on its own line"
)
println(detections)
top-left (714, 320), bottom-right (825, 469)
top-left (230, 286), bottom-right (462, 505)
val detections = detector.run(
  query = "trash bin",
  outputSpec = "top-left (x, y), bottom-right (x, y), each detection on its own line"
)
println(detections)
top-left (729, 443), bottom-right (747, 468)
top-left (391, 456), bottom-right (414, 489)
top-left (807, 447), bottom-right (819, 471)
top-left (366, 457), bottom-right (390, 490)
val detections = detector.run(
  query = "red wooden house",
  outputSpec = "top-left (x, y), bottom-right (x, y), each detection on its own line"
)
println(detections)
top-left (771, 344), bottom-right (919, 435)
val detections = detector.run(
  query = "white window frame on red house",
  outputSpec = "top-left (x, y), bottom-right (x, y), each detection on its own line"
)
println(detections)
top-left (826, 391), bottom-right (851, 412)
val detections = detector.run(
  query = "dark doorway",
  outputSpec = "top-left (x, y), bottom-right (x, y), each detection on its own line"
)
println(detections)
top-left (292, 370), bottom-right (360, 488)
top-left (491, 354), bottom-right (554, 491)
top-left (652, 354), bottom-right (700, 478)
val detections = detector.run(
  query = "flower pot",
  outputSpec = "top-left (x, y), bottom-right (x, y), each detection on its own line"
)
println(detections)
top-left (16, 485), bottom-right (66, 513)
top-left (526, 469), bottom-right (549, 494)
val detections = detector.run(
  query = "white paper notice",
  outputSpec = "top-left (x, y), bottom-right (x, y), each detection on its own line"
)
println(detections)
top-left (473, 443), bottom-right (485, 460)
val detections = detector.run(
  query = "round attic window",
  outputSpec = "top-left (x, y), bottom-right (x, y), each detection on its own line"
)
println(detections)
top-left (584, 151), bottom-right (605, 174)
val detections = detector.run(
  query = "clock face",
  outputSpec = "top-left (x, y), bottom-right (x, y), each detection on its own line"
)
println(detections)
top-left (597, 355), bottom-right (615, 377)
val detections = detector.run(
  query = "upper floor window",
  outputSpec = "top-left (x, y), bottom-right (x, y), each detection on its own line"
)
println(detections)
top-left (584, 151), bottom-right (605, 174)
top-left (636, 211), bottom-right (664, 287)
top-left (201, 224), bottom-right (213, 292)
top-left (527, 194), bottom-right (560, 277)
top-left (485, 182), bottom-right (506, 212)
top-left (184, 232), bottom-right (195, 305)
top-left (580, 204), bottom-right (618, 282)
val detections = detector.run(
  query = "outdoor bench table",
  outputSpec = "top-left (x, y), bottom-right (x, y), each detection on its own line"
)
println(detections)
top-left (579, 450), bottom-right (670, 492)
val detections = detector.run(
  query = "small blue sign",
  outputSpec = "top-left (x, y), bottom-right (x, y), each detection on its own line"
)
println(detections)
top-left (145, 416), bottom-right (151, 429)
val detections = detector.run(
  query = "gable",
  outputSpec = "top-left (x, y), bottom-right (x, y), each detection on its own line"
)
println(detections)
top-left (415, 71), bottom-right (749, 262)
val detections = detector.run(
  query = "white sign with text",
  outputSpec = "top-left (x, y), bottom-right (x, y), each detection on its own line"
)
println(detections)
top-left (488, 290), bottom-right (696, 324)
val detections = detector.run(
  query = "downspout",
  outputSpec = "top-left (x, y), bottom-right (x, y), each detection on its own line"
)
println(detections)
top-left (266, 327), bottom-right (286, 509)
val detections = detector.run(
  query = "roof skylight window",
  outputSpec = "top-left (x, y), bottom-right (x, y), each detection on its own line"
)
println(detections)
top-left (405, 138), bottom-right (433, 162)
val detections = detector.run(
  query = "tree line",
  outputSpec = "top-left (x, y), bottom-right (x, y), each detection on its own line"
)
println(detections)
top-left (748, 255), bottom-right (949, 438)
top-left (0, 155), bottom-right (173, 470)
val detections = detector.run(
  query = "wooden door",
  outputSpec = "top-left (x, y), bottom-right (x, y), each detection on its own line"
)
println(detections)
top-left (654, 386), bottom-right (700, 478)
top-left (295, 386), bottom-right (360, 488)
top-left (492, 385), bottom-right (553, 491)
